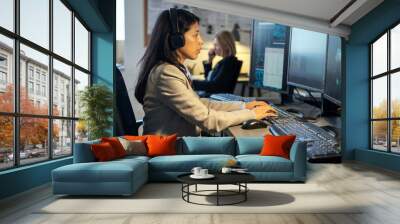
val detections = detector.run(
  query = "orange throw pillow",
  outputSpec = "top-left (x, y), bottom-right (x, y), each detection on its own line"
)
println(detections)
top-left (91, 142), bottom-right (118, 161)
top-left (260, 135), bottom-right (296, 159)
top-left (146, 134), bottom-right (177, 157)
top-left (101, 137), bottom-right (127, 158)
top-left (124, 135), bottom-right (148, 142)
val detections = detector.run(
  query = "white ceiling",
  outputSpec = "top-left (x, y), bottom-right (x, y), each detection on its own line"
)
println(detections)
top-left (223, 0), bottom-right (353, 23)
top-left (166, 0), bottom-right (384, 38)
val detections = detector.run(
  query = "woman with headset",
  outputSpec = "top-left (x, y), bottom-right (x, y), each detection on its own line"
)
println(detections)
top-left (134, 8), bottom-right (276, 136)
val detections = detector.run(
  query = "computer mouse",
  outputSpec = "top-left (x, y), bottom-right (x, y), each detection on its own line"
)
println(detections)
top-left (286, 108), bottom-right (304, 119)
top-left (241, 119), bottom-right (269, 130)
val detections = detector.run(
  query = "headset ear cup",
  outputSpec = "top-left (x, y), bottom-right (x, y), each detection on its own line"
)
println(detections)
top-left (169, 33), bottom-right (185, 50)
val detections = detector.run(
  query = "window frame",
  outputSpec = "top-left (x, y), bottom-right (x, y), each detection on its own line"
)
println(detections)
top-left (0, 0), bottom-right (92, 171)
top-left (370, 20), bottom-right (400, 154)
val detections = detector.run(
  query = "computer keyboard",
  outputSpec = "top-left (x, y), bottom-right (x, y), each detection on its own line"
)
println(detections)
top-left (210, 93), bottom-right (341, 161)
top-left (209, 93), bottom-right (257, 103)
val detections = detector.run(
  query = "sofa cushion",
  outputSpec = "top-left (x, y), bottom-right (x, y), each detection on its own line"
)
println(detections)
top-left (52, 158), bottom-right (147, 183)
top-left (115, 155), bottom-right (150, 163)
top-left (179, 137), bottom-right (235, 155)
top-left (236, 155), bottom-right (293, 172)
top-left (236, 137), bottom-right (264, 155)
top-left (148, 154), bottom-right (235, 172)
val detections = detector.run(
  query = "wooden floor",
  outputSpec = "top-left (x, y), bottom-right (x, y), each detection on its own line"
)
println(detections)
top-left (1, 161), bottom-right (400, 224)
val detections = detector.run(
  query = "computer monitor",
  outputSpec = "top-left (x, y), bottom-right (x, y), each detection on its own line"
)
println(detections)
top-left (249, 20), bottom-right (289, 92)
top-left (324, 35), bottom-right (342, 105)
top-left (287, 28), bottom-right (327, 92)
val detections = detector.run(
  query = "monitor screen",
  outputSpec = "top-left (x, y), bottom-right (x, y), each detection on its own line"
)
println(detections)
top-left (287, 28), bottom-right (327, 92)
top-left (324, 35), bottom-right (342, 105)
top-left (250, 20), bottom-right (289, 92)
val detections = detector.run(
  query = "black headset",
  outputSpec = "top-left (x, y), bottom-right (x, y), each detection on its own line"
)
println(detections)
top-left (168, 8), bottom-right (185, 50)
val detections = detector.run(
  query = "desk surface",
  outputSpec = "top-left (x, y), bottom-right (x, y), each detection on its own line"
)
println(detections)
top-left (225, 125), bottom-right (270, 137)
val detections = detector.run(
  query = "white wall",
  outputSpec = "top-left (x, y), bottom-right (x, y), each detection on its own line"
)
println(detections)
top-left (124, 0), bottom-right (146, 119)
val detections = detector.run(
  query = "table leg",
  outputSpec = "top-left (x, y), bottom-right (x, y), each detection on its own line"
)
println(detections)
top-left (195, 184), bottom-right (197, 192)
top-left (217, 184), bottom-right (219, 206)
top-left (245, 183), bottom-right (247, 201)
top-left (187, 184), bottom-right (190, 202)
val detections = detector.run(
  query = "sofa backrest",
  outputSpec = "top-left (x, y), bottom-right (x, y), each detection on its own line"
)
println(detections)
top-left (236, 137), bottom-right (306, 158)
top-left (177, 137), bottom-right (236, 155)
top-left (74, 136), bottom-right (304, 162)
top-left (73, 139), bottom-right (100, 163)
top-left (235, 137), bottom-right (264, 155)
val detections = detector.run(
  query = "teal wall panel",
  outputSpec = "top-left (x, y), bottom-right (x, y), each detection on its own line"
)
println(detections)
top-left (0, 158), bottom-right (72, 199)
top-left (355, 149), bottom-right (400, 172)
top-left (345, 0), bottom-right (400, 171)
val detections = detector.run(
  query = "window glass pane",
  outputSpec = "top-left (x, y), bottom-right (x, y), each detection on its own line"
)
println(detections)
top-left (20, 0), bottom-right (49, 49)
top-left (0, 116), bottom-right (13, 170)
top-left (391, 24), bottom-right (400, 70)
top-left (53, 59), bottom-right (72, 117)
top-left (20, 45), bottom-right (49, 115)
top-left (75, 18), bottom-right (89, 70)
top-left (20, 117), bottom-right (49, 165)
top-left (0, 35), bottom-right (14, 113)
top-left (75, 120), bottom-right (88, 143)
top-left (74, 69), bottom-right (89, 118)
top-left (391, 120), bottom-right (400, 153)
top-left (53, 0), bottom-right (72, 60)
top-left (372, 33), bottom-right (387, 76)
top-left (372, 76), bottom-right (387, 119)
top-left (391, 72), bottom-right (400, 118)
top-left (0, 0), bottom-right (14, 31)
top-left (372, 121), bottom-right (388, 151)
top-left (53, 119), bottom-right (72, 158)
top-left (116, 0), bottom-right (125, 65)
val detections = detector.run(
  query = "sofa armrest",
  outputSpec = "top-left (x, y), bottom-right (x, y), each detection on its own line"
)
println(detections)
top-left (73, 140), bottom-right (100, 163)
top-left (289, 141), bottom-right (307, 181)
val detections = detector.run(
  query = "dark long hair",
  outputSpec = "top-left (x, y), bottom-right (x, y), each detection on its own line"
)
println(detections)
top-left (135, 9), bottom-right (200, 104)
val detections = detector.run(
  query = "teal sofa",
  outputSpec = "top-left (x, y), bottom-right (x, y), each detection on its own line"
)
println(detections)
top-left (52, 137), bottom-right (307, 196)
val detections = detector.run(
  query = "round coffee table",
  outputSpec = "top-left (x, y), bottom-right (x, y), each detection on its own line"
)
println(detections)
top-left (177, 173), bottom-right (255, 206)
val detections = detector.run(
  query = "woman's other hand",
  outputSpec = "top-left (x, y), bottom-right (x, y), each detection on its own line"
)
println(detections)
top-left (245, 101), bottom-right (273, 110)
top-left (251, 106), bottom-right (278, 120)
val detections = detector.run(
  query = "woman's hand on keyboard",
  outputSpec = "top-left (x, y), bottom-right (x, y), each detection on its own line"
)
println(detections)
top-left (245, 101), bottom-right (269, 109)
top-left (252, 106), bottom-right (278, 120)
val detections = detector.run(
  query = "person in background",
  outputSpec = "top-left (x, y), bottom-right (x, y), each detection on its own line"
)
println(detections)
top-left (134, 8), bottom-right (276, 137)
top-left (192, 31), bottom-right (242, 96)
top-left (232, 23), bottom-right (241, 41)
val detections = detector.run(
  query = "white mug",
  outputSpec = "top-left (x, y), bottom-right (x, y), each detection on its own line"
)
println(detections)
top-left (200, 169), bottom-right (208, 176)
top-left (221, 167), bottom-right (232, 174)
top-left (191, 167), bottom-right (202, 176)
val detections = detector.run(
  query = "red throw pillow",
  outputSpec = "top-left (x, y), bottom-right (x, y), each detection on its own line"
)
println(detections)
top-left (91, 142), bottom-right (118, 161)
top-left (146, 134), bottom-right (177, 157)
top-left (260, 135), bottom-right (296, 159)
top-left (101, 137), bottom-right (127, 158)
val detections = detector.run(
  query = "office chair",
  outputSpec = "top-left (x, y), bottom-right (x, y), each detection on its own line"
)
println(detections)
top-left (115, 67), bottom-right (143, 136)
top-left (226, 60), bottom-right (243, 93)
